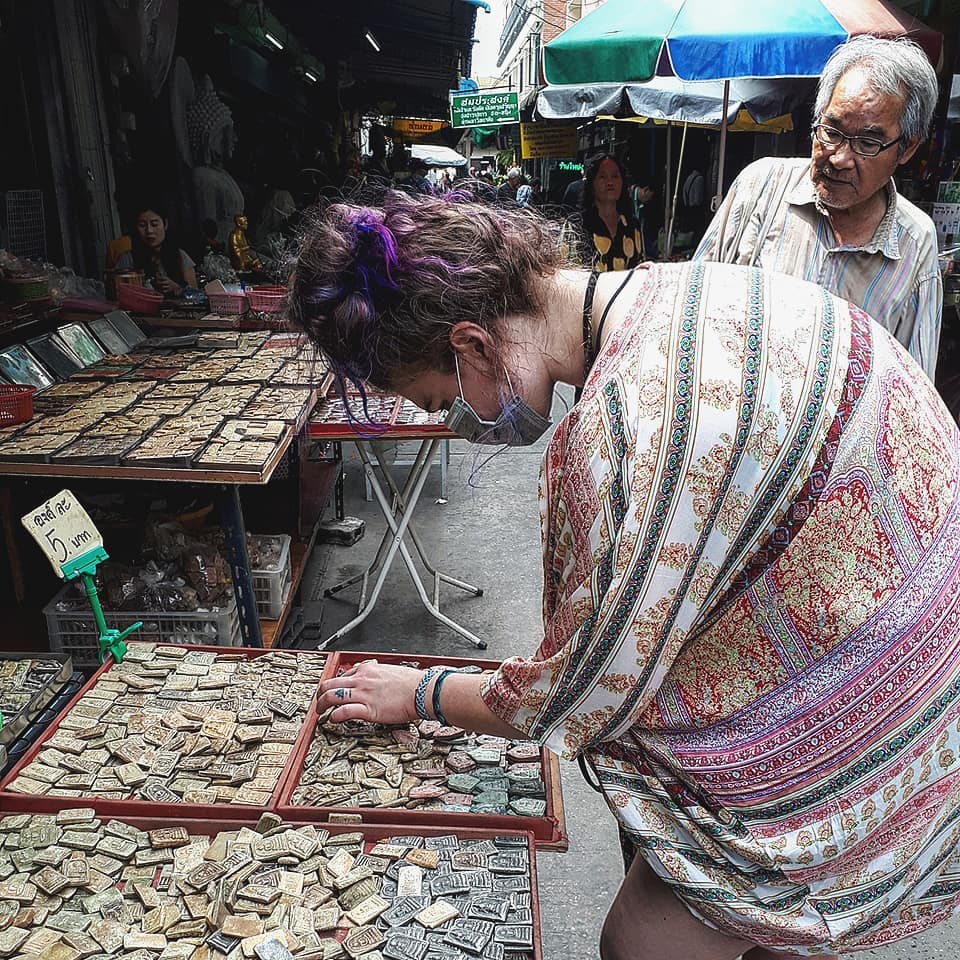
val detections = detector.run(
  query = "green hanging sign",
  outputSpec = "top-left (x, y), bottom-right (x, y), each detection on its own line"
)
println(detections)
top-left (450, 91), bottom-right (519, 128)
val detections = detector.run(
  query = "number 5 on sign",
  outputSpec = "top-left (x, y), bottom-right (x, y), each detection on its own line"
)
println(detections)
top-left (20, 490), bottom-right (105, 578)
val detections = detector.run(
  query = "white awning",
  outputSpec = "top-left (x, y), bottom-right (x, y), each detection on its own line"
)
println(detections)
top-left (410, 144), bottom-right (469, 167)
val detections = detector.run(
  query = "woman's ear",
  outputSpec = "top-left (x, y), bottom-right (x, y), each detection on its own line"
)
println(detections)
top-left (449, 321), bottom-right (498, 374)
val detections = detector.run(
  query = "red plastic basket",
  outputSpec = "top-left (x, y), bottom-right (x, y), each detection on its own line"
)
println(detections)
top-left (248, 286), bottom-right (287, 314)
top-left (208, 291), bottom-right (249, 315)
top-left (0, 385), bottom-right (36, 426)
top-left (117, 283), bottom-right (164, 315)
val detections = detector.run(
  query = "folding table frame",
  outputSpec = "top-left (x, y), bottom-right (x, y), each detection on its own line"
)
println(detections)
top-left (320, 435), bottom-right (486, 650)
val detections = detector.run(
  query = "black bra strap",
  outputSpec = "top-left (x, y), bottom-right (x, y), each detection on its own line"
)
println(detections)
top-left (581, 270), bottom-right (600, 385)
top-left (595, 269), bottom-right (635, 355)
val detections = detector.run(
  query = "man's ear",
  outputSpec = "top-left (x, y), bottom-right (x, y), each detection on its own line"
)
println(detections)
top-left (897, 136), bottom-right (924, 167)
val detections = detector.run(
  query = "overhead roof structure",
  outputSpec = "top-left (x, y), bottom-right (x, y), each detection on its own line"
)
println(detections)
top-left (270, 0), bottom-right (483, 118)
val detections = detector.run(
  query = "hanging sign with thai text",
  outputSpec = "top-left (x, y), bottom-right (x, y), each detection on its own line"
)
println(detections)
top-left (450, 91), bottom-right (519, 128)
top-left (393, 118), bottom-right (450, 140)
top-left (520, 123), bottom-right (579, 160)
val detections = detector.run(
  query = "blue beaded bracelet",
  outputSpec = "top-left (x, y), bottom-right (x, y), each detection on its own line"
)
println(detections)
top-left (414, 667), bottom-right (441, 722)
top-left (432, 668), bottom-right (456, 726)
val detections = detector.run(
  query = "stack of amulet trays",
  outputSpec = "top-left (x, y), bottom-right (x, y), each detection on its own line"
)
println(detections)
top-left (0, 810), bottom-right (541, 958)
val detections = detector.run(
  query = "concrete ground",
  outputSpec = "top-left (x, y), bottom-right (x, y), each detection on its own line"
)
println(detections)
top-left (296, 388), bottom-right (960, 960)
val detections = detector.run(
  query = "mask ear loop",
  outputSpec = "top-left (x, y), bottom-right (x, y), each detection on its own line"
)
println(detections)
top-left (501, 363), bottom-right (518, 401)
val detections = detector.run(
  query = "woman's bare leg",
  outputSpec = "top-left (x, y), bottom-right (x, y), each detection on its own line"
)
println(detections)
top-left (600, 853), bottom-right (754, 960)
top-left (600, 854), bottom-right (839, 960)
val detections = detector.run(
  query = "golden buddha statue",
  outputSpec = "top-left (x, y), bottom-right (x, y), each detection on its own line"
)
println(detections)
top-left (228, 214), bottom-right (262, 273)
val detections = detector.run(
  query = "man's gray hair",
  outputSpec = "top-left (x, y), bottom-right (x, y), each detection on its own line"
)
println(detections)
top-left (815, 36), bottom-right (938, 153)
top-left (507, 166), bottom-right (522, 179)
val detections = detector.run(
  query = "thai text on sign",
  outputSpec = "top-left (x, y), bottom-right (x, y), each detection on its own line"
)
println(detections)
top-left (520, 123), bottom-right (578, 160)
top-left (21, 489), bottom-right (104, 578)
top-left (393, 118), bottom-right (450, 140)
top-left (450, 91), bottom-right (519, 128)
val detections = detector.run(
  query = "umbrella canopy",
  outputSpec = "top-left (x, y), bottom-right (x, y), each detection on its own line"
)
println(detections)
top-left (537, 76), bottom-right (812, 124)
top-left (543, 0), bottom-right (942, 86)
top-left (601, 110), bottom-right (796, 134)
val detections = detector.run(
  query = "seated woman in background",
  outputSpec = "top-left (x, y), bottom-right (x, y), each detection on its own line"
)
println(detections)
top-left (579, 153), bottom-right (646, 272)
top-left (114, 201), bottom-right (197, 295)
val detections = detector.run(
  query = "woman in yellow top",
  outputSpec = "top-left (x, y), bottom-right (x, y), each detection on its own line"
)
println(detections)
top-left (579, 153), bottom-right (646, 272)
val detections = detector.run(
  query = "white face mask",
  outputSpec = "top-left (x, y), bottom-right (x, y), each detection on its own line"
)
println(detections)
top-left (444, 355), bottom-right (552, 446)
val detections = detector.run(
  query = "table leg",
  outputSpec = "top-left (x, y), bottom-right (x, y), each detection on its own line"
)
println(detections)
top-left (368, 444), bottom-right (485, 648)
top-left (0, 486), bottom-right (26, 604)
top-left (334, 441), bottom-right (345, 521)
top-left (217, 484), bottom-right (263, 648)
top-left (322, 440), bottom-right (486, 650)
top-left (323, 438), bottom-right (435, 603)
top-left (321, 440), bottom-right (437, 647)
top-left (371, 444), bottom-right (483, 600)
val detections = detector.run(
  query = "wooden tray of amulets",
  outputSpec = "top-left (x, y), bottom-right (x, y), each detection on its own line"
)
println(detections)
top-left (193, 436), bottom-right (288, 472)
top-left (276, 651), bottom-right (568, 852)
top-left (54, 434), bottom-right (143, 465)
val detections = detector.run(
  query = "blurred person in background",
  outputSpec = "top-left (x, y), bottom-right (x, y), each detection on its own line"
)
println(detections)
top-left (580, 154), bottom-right (646, 272)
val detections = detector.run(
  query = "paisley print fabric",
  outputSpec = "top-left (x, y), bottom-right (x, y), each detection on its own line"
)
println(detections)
top-left (480, 261), bottom-right (960, 954)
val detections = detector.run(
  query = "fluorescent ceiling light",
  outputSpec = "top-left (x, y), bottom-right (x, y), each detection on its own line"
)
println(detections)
top-left (305, 70), bottom-right (319, 83)
top-left (265, 31), bottom-right (284, 50)
top-left (365, 30), bottom-right (381, 53)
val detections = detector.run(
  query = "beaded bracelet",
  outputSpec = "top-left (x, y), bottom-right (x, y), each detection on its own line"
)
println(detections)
top-left (414, 667), bottom-right (441, 722)
top-left (432, 668), bottom-right (456, 726)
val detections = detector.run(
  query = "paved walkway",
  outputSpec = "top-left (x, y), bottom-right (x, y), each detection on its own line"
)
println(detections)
top-left (300, 389), bottom-right (960, 960)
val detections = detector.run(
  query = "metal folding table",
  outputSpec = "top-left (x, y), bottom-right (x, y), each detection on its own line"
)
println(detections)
top-left (307, 400), bottom-right (486, 650)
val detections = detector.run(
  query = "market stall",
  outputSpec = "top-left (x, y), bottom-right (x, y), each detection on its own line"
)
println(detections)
top-left (0, 318), bottom-right (333, 653)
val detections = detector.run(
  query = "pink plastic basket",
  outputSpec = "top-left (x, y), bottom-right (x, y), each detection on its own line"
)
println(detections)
top-left (208, 291), bottom-right (249, 315)
top-left (117, 284), bottom-right (163, 315)
top-left (247, 286), bottom-right (287, 314)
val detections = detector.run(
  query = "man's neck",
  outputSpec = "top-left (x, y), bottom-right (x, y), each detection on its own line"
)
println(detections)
top-left (825, 188), bottom-right (889, 248)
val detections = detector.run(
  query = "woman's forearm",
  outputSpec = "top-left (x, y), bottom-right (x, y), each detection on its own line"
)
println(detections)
top-left (426, 671), bottom-right (528, 740)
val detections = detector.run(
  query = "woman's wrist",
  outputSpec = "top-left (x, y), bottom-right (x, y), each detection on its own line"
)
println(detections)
top-left (413, 667), bottom-right (441, 722)
top-left (429, 669), bottom-right (455, 726)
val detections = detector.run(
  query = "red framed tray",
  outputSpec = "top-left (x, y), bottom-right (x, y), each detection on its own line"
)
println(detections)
top-left (276, 650), bottom-right (568, 851)
top-left (0, 808), bottom-right (544, 960)
top-left (0, 644), bottom-right (333, 820)
top-left (307, 390), bottom-right (451, 440)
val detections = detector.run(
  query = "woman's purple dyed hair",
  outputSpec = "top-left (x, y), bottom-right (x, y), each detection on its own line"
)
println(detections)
top-left (286, 190), bottom-right (564, 396)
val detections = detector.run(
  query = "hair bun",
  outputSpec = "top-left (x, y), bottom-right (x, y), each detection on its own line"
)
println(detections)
top-left (348, 209), bottom-right (402, 301)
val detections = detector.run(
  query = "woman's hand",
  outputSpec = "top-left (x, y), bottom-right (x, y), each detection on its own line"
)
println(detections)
top-left (155, 275), bottom-right (180, 296)
top-left (317, 660), bottom-right (422, 725)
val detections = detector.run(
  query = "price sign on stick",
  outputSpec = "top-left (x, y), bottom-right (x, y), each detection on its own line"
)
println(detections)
top-left (20, 489), bottom-right (105, 578)
top-left (21, 489), bottom-right (137, 663)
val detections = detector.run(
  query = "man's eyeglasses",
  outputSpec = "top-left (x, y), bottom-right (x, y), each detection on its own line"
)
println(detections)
top-left (812, 123), bottom-right (904, 158)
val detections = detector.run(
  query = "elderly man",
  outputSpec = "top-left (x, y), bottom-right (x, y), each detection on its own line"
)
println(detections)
top-left (497, 166), bottom-right (522, 202)
top-left (695, 36), bottom-right (941, 380)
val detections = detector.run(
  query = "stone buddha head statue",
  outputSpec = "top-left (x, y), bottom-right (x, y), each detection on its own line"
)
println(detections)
top-left (186, 76), bottom-right (236, 168)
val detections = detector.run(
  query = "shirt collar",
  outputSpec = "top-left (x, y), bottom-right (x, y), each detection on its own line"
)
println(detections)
top-left (787, 169), bottom-right (901, 260)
